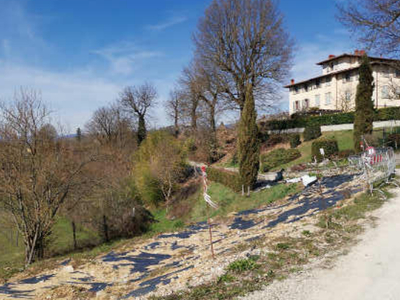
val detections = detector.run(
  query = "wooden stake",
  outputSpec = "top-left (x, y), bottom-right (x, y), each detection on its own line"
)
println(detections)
top-left (207, 205), bottom-right (215, 259)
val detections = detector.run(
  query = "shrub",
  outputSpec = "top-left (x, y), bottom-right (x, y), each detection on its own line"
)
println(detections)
top-left (260, 148), bottom-right (301, 172)
top-left (264, 134), bottom-right (290, 148)
top-left (303, 124), bottom-right (321, 141)
top-left (289, 134), bottom-right (301, 148)
top-left (311, 137), bottom-right (339, 162)
top-left (133, 131), bottom-right (187, 207)
top-left (338, 149), bottom-right (356, 159)
top-left (387, 133), bottom-right (400, 149)
top-left (206, 167), bottom-right (241, 192)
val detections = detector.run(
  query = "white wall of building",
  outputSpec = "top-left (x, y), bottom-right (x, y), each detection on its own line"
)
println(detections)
top-left (288, 55), bottom-right (400, 115)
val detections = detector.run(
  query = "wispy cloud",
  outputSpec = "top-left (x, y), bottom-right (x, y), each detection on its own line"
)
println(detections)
top-left (92, 41), bottom-right (163, 75)
top-left (147, 16), bottom-right (188, 31)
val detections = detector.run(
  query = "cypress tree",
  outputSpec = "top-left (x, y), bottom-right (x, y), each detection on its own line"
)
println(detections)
top-left (354, 54), bottom-right (375, 152)
top-left (238, 84), bottom-right (260, 190)
top-left (76, 127), bottom-right (82, 142)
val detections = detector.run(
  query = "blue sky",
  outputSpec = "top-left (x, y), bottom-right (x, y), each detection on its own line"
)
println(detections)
top-left (0, 0), bottom-right (356, 132)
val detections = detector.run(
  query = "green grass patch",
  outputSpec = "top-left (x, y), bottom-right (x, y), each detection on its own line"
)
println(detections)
top-left (147, 210), bottom-right (185, 236)
top-left (227, 256), bottom-right (259, 273)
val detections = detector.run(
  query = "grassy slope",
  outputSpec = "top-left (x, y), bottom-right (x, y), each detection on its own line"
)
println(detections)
top-left (0, 182), bottom-right (297, 282)
top-left (190, 182), bottom-right (299, 223)
top-left (0, 216), bottom-right (101, 281)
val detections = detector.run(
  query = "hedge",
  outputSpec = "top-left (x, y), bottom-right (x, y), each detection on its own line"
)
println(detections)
top-left (260, 148), bottom-right (301, 172)
top-left (263, 107), bottom-right (400, 131)
top-left (311, 137), bottom-right (339, 162)
top-left (206, 167), bottom-right (242, 192)
top-left (303, 125), bottom-right (321, 141)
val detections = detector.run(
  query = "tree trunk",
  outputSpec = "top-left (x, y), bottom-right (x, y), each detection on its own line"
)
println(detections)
top-left (103, 215), bottom-right (109, 243)
top-left (72, 221), bottom-right (77, 250)
top-left (137, 115), bottom-right (147, 145)
top-left (174, 115), bottom-right (179, 137)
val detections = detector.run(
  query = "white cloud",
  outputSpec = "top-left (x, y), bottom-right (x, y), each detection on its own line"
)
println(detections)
top-left (147, 16), bottom-right (188, 31)
top-left (92, 41), bottom-right (163, 75)
top-left (0, 61), bottom-right (122, 131)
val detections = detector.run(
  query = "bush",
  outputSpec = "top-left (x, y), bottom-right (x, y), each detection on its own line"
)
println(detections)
top-left (303, 125), bottom-right (321, 141)
top-left (311, 137), bottom-right (339, 162)
top-left (206, 167), bottom-right (241, 192)
top-left (260, 148), bottom-right (301, 172)
top-left (133, 131), bottom-right (187, 207)
top-left (338, 149), bottom-right (356, 159)
top-left (289, 134), bottom-right (301, 148)
top-left (264, 134), bottom-right (290, 148)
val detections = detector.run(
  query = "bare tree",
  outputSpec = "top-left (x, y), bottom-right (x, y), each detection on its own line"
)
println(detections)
top-left (179, 63), bottom-right (202, 132)
top-left (0, 90), bottom-right (93, 266)
top-left (337, 0), bottom-right (400, 57)
top-left (167, 88), bottom-right (183, 136)
top-left (338, 90), bottom-right (355, 112)
top-left (193, 0), bottom-right (294, 112)
top-left (119, 83), bottom-right (158, 145)
top-left (85, 103), bottom-right (133, 147)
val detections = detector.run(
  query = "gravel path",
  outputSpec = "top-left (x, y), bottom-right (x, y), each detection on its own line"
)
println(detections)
top-left (241, 189), bottom-right (400, 300)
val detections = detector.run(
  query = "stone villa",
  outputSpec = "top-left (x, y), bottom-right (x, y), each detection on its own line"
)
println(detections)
top-left (285, 50), bottom-right (400, 115)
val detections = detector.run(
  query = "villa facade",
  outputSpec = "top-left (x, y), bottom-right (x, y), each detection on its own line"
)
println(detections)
top-left (285, 50), bottom-right (400, 115)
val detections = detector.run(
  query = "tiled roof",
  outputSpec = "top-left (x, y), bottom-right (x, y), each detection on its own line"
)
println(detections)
top-left (284, 61), bottom-right (390, 88)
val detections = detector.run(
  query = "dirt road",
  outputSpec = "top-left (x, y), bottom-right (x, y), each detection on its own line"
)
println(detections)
top-left (242, 189), bottom-right (400, 300)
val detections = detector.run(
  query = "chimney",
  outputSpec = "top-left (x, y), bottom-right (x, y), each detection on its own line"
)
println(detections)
top-left (354, 49), bottom-right (359, 55)
top-left (329, 54), bottom-right (336, 59)
top-left (291, 79), bottom-right (295, 85)
top-left (359, 50), bottom-right (365, 56)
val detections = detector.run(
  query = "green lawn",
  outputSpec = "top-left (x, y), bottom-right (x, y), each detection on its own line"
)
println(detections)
top-left (0, 216), bottom-right (101, 281)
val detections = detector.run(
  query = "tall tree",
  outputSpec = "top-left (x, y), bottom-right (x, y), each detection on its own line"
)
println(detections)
top-left (193, 0), bottom-right (293, 112)
top-left (194, 0), bottom-right (292, 186)
top-left (238, 84), bottom-right (260, 188)
top-left (120, 83), bottom-right (157, 145)
top-left (354, 55), bottom-right (375, 152)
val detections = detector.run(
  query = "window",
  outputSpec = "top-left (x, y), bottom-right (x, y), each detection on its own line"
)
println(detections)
top-left (325, 92), bottom-right (331, 105)
top-left (294, 86), bottom-right (299, 94)
top-left (343, 73), bottom-right (352, 83)
top-left (382, 85), bottom-right (389, 99)
top-left (315, 94), bottom-right (320, 106)
top-left (315, 79), bottom-right (321, 89)
top-left (295, 101), bottom-right (300, 111)
top-left (303, 99), bottom-right (309, 109)
top-left (383, 67), bottom-right (390, 78)
top-left (345, 90), bottom-right (351, 102)
top-left (396, 69), bottom-right (400, 78)
top-left (325, 77), bottom-right (331, 87)
top-left (304, 84), bottom-right (309, 92)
